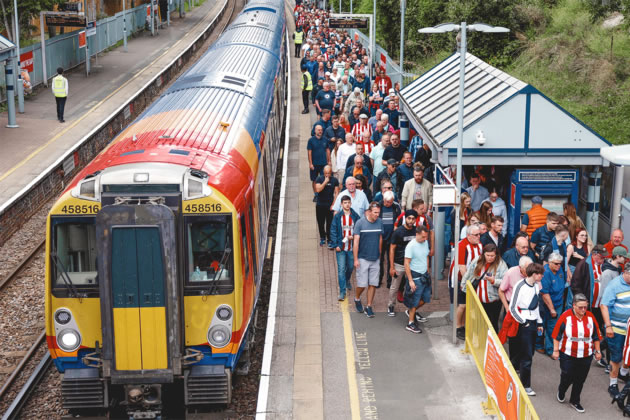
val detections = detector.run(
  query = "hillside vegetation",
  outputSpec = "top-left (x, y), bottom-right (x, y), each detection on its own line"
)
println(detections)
top-left (339, 0), bottom-right (630, 144)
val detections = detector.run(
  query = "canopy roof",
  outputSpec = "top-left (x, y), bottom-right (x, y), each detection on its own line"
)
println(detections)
top-left (0, 34), bottom-right (15, 62)
top-left (399, 52), bottom-right (611, 166)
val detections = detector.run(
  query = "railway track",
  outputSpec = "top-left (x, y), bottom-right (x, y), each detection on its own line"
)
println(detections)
top-left (0, 240), bottom-right (45, 292)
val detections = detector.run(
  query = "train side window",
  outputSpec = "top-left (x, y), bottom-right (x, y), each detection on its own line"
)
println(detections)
top-left (184, 215), bottom-right (234, 295)
top-left (241, 214), bottom-right (250, 277)
top-left (52, 220), bottom-right (98, 290)
top-left (248, 208), bottom-right (258, 279)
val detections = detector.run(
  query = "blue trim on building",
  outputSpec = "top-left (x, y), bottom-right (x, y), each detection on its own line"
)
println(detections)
top-left (524, 93), bottom-right (531, 151)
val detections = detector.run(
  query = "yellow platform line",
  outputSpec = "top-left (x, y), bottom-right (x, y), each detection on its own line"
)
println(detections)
top-left (341, 299), bottom-right (361, 420)
top-left (0, 4), bottom-right (219, 184)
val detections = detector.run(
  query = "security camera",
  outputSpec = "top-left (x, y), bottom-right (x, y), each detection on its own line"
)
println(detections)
top-left (476, 130), bottom-right (486, 146)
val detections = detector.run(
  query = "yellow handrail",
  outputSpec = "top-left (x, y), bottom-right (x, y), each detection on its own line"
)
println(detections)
top-left (465, 280), bottom-right (540, 420)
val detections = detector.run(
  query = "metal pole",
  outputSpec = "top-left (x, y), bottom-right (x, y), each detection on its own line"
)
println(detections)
top-left (369, 15), bottom-right (374, 82)
top-left (123, 0), bottom-right (128, 52)
top-left (5, 58), bottom-right (18, 128)
top-left (84, 0), bottom-right (90, 76)
top-left (400, 0), bottom-right (405, 84)
top-left (13, 0), bottom-right (23, 113)
top-left (371, 1), bottom-right (376, 81)
top-left (339, 0), bottom-right (341, 13)
top-left (611, 165), bottom-right (625, 231)
top-left (40, 12), bottom-right (48, 86)
top-left (451, 22), bottom-right (466, 345)
top-left (350, 0), bottom-right (353, 14)
top-left (151, 0), bottom-right (155, 36)
top-left (167, 0), bottom-right (171, 26)
top-left (179, 0), bottom-right (184, 18)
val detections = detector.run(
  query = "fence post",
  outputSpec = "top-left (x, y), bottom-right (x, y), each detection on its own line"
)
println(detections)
top-left (40, 12), bottom-right (48, 86)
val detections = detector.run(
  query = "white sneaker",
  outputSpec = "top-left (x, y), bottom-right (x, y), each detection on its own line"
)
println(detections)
top-left (525, 388), bottom-right (536, 396)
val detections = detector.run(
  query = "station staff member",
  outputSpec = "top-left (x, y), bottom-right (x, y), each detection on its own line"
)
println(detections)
top-left (551, 293), bottom-right (602, 414)
top-left (300, 65), bottom-right (313, 114)
top-left (52, 67), bottom-right (68, 123)
top-left (293, 26), bottom-right (304, 57)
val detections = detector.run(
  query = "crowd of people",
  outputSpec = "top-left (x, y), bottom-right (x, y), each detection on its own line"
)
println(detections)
top-left (294, 0), bottom-right (630, 415)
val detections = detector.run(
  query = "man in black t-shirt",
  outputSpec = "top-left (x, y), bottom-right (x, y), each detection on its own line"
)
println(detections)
top-left (381, 134), bottom-right (407, 166)
top-left (315, 165), bottom-right (340, 248)
top-left (387, 209), bottom-right (418, 316)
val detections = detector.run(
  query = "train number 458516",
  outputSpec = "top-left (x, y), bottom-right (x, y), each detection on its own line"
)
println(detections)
top-left (60, 204), bottom-right (100, 214)
top-left (184, 203), bottom-right (222, 213)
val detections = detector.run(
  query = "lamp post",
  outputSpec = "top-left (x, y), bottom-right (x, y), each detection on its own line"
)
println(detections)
top-left (418, 22), bottom-right (509, 345)
top-left (122, 0), bottom-right (127, 52)
top-left (400, 0), bottom-right (406, 85)
top-left (13, 0), bottom-right (24, 113)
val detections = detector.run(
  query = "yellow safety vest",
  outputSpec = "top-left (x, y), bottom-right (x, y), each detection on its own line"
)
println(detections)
top-left (294, 30), bottom-right (303, 45)
top-left (300, 71), bottom-right (313, 91)
top-left (52, 75), bottom-right (67, 98)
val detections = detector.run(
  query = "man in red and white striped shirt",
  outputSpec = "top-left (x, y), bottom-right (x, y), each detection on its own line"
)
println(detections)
top-left (551, 293), bottom-right (602, 413)
top-left (449, 224), bottom-right (483, 340)
top-left (351, 114), bottom-right (372, 140)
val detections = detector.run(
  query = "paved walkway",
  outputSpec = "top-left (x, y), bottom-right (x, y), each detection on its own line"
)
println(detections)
top-left (0, 0), bottom-right (225, 206)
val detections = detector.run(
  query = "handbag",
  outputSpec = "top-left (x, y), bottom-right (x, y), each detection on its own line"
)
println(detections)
top-left (470, 269), bottom-right (489, 291)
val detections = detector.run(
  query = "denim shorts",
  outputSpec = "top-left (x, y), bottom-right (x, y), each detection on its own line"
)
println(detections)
top-left (404, 271), bottom-right (431, 308)
top-left (609, 332), bottom-right (626, 364)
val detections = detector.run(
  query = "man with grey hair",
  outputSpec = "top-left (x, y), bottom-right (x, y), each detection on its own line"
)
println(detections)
top-left (331, 176), bottom-right (369, 216)
top-left (540, 252), bottom-right (567, 356)
top-left (378, 190), bottom-right (401, 289)
top-left (343, 154), bottom-right (372, 188)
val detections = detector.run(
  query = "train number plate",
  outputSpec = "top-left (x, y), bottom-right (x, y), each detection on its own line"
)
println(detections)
top-left (60, 204), bottom-right (100, 214)
top-left (184, 203), bottom-right (223, 213)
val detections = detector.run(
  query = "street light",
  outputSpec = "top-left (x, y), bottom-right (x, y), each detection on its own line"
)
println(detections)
top-left (418, 22), bottom-right (509, 345)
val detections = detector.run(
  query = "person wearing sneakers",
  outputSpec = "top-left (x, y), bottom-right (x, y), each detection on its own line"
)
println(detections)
top-left (388, 209), bottom-right (417, 317)
top-left (551, 293), bottom-right (602, 414)
top-left (510, 262), bottom-right (545, 397)
top-left (353, 202), bottom-right (383, 318)
top-left (330, 195), bottom-right (360, 301)
top-left (403, 225), bottom-right (431, 333)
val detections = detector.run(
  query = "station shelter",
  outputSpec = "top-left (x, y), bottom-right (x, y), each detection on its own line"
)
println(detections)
top-left (398, 52), bottom-right (613, 277)
top-left (0, 34), bottom-right (18, 127)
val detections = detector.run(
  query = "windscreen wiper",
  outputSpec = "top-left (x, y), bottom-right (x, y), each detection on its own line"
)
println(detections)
top-left (50, 250), bottom-right (81, 298)
top-left (206, 247), bottom-right (232, 296)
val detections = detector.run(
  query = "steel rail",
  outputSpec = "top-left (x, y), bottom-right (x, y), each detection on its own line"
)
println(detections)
top-left (0, 239), bottom-right (46, 291)
top-left (1, 352), bottom-right (52, 420)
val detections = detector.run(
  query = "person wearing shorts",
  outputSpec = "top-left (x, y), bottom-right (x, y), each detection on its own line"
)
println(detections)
top-left (403, 225), bottom-right (431, 333)
top-left (353, 202), bottom-right (383, 318)
top-left (388, 209), bottom-right (418, 316)
top-left (601, 263), bottom-right (630, 399)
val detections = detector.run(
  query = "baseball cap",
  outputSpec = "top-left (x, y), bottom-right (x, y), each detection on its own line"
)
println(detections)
top-left (359, 114), bottom-right (368, 119)
top-left (325, 71), bottom-right (331, 76)
top-left (531, 196), bottom-right (543, 204)
top-left (613, 246), bottom-right (630, 258)
top-left (389, 88), bottom-right (396, 94)
top-left (592, 244), bottom-right (607, 255)
top-left (387, 158), bottom-right (398, 166)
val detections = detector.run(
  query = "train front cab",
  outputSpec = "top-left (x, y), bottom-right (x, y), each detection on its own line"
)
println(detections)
top-left (45, 166), bottom-right (256, 415)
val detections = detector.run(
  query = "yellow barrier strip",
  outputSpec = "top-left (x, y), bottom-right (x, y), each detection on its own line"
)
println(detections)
top-left (341, 299), bottom-right (361, 420)
top-left (465, 280), bottom-right (540, 420)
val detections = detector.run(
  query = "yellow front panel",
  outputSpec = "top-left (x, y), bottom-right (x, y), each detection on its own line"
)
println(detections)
top-left (139, 307), bottom-right (168, 370)
top-left (113, 307), bottom-right (143, 370)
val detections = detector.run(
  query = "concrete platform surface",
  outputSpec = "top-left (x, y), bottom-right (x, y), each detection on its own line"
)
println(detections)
top-left (0, 0), bottom-right (225, 206)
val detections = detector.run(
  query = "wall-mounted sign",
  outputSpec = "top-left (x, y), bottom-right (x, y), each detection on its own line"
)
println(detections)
top-left (328, 18), bottom-right (368, 29)
top-left (45, 13), bottom-right (86, 28)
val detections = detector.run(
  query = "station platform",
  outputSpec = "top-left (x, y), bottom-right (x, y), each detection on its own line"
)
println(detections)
top-left (260, 4), bottom-right (624, 419)
top-left (0, 0), bottom-right (225, 207)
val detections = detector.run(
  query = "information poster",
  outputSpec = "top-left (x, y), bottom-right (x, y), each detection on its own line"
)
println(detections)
top-left (483, 330), bottom-right (520, 420)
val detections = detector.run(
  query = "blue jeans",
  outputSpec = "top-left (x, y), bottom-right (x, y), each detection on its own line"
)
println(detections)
top-left (336, 250), bottom-right (354, 296)
top-left (444, 223), bottom-right (452, 256)
top-left (542, 303), bottom-right (564, 355)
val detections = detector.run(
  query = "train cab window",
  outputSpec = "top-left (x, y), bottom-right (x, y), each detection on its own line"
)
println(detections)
top-left (240, 214), bottom-right (250, 277)
top-left (248, 209), bottom-right (258, 279)
top-left (185, 215), bottom-right (234, 295)
top-left (52, 221), bottom-right (98, 293)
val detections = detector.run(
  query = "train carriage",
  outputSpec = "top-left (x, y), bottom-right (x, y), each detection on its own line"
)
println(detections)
top-left (44, 0), bottom-right (287, 416)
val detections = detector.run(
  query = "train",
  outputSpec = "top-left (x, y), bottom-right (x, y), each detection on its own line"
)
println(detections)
top-left (44, 0), bottom-right (287, 417)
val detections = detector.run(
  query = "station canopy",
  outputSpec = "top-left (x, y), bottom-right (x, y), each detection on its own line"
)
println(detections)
top-left (399, 52), bottom-right (611, 166)
top-left (0, 34), bottom-right (15, 63)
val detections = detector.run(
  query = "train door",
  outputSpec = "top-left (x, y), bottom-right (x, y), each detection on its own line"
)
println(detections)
top-left (96, 204), bottom-right (181, 379)
top-left (110, 226), bottom-right (167, 370)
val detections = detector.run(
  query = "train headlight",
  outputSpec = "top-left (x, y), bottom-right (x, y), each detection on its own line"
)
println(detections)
top-left (216, 305), bottom-right (232, 321)
top-left (54, 309), bottom-right (72, 325)
top-left (57, 329), bottom-right (82, 352)
top-left (207, 325), bottom-right (231, 348)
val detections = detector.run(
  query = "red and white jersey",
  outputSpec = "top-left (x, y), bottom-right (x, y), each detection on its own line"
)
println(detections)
top-left (351, 123), bottom-right (372, 140)
top-left (477, 263), bottom-right (495, 303)
top-left (356, 139), bottom-right (375, 155)
top-left (552, 310), bottom-right (601, 358)
top-left (449, 239), bottom-right (482, 289)
top-left (623, 318), bottom-right (630, 366)
top-left (592, 263), bottom-right (602, 308)
top-left (375, 76), bottom-right (392, 94)
top-left (340, 213), bottom-right (354, 251)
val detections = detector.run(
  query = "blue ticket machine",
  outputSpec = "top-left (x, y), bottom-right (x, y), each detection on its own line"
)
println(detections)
top-left (506, 169), bottom-right (580, 244)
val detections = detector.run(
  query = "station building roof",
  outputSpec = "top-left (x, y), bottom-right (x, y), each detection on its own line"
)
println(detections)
top-left (399, 52), bottom-right (611, 166)
top-left (0, 34), bottom-right (15, 62)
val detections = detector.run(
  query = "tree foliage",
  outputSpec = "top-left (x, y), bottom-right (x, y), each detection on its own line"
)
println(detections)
top-left (0, 0), bottom-right (65, 41)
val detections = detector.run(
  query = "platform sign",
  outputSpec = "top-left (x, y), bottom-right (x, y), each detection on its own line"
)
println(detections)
top-left (45, 13), bottom-right (86, 28)
top-left (328, 18), bottom-right (368, 29)
top-left (20, 51), bottom-right (33, 72)
top-left (78, 31), bottom-right (86, 48)
top-left (86, 21), bottom-right (96, 37)
top-left (483, 331), bottom-right (520, 420)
